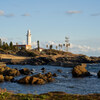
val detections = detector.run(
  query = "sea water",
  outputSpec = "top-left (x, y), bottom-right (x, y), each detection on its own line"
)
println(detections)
top-left (0, 64), bottom-right (100, 94)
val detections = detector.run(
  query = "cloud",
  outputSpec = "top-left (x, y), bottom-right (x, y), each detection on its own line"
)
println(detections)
top-left (4, 14), bottom-right (14, 17)
top-left (70, 43), bottom-right (96, 52)
top-left (66, 10), bottom-right (82, 14)
top-left (0, 10), bottom-right (14, 18)
top-left (0, 37), bottom-right (8, 42)
top-left (91, 13), bottom-right (100, 16)
top-left (0, 10), bottom-right (4, 16)
top-left (22, 13), bottom-right (30, 16)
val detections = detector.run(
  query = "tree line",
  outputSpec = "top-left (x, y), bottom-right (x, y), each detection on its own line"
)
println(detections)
top-left (0, 39), bottom-right (18, 51)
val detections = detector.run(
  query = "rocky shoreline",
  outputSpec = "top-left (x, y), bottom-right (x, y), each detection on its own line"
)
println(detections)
top-left (0, 49), bottom-right (100, 67)
top-left (0, 55), bottom-right (100, 67)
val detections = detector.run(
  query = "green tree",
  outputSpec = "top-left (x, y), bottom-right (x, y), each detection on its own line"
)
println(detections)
top-left (9, 41), bottom-right (13, 50)
top-left (2, 42), bottom-right (6, 50)
top-left (49, 45), bottom-right (53, 49)
top-left (58, 44), bottom-right (61, 50)
top-left (37, 40), bottom-right (40, 51)
top-left (60, 44), bottom-right (62, 51)
top-left (46, 44), bottom-right (48, 49)
top-left (56, 46), bottom-right (58, 50)
top-left (5, 42), bottom-right (9, 50)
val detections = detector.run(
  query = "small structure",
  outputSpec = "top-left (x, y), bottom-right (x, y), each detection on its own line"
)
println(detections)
top-left (15, 30), bottom-right (32, 50)
top-left (34, 48), bottom-right (44, 52)
top-left (15, 45), bottom-right (32, 50)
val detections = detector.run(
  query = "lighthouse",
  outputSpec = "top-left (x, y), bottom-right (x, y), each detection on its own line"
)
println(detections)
top-left (14, 30), bottom-right (32, 50)
top-left (27, 29), bottom-right (31, 45)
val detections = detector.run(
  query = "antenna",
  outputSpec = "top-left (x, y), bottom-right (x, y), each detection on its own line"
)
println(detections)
top-left (65, 36), bottom-right (70, 52)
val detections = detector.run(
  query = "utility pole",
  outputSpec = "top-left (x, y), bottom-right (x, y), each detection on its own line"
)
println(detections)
top-left (65, 37), bottom-right (70, 52)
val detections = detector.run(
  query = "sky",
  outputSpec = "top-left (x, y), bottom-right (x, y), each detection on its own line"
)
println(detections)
top-left (0, 0), bottom-right (100, 56)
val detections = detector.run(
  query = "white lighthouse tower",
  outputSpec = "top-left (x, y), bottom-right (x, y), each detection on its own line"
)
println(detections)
top-left (27, 29), bottom-right (31, 45)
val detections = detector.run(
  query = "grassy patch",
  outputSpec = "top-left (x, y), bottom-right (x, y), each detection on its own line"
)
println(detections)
top-left (0, 89), bottom-right (100, 100)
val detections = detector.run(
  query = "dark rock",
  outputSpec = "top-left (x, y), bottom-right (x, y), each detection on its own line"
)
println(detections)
top-left (61, 62), bottom-right (80, 67)
top-left (97, 71), bottom-right (100, 78)
top-left (19, 68), bottom-right (31, 75)
top-left (57, 69), bottom-right (62, 73)
top-left (41, 67), bottom-right (46, 73)
top-left (52, 73), bottom-right (57, 77)
top-left (76, 55), bottom-right (92, 63)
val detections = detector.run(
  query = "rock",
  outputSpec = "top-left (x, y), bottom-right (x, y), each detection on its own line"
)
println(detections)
top-left (19, 68), bottom-right (31, 75)
top-left (41, 67), bottom-right (46, 73)
top-left (41, 76), bottom-right (48, 81)
top-left (18, 76), bottom-right (31, 84)
top-left (0, 67), bottom-right (5, 74)
top-left (35, 79), bottom-right (45, 85)
top-left (30, 76), bottom-right (39, 84)
top-left (72, 64), bottom-right (90, 77)
top-left (6, 69), bottom-right (20, 76)
top-left (0, 66), bottom-right (11, 75)
top-left (0, 75), bottom-right (4, 82)
top-left (61, 62), bottom-right (80, 67)
top-left (97, 71), bottom-right (100, 78)
top-left (52, 73), bottom-right (57, 77)
top-left (57, 69), bottom-right (62, 73)
top-left (18, 72), bottom-right (55, 85)
top-left (45, 72), bottom-right (52, 78)
top-left (47, 78), bottom-right (55, 82)
top-left (76, 55), bottom-right (92, 63)
top-left (4, 76), bottom-right (14, 81)
top-left (41, 67), bottom-right (45, 70)
top-left (34, 73), bottom-right (44, 78)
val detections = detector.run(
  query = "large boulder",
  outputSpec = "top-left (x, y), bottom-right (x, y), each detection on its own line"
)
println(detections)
top-left (0, 75), bottom-right (4, 82)
top-left (72, 64), bottom-right (90, 77)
